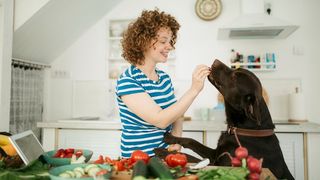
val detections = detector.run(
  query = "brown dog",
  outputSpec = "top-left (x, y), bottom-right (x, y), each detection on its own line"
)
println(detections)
top-left (155, 59), bottom-right (294, 180)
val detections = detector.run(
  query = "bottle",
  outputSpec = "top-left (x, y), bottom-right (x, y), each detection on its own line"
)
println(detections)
top-left (266, 53), bottom-right (276, 69)
top-left (230, 49), bottom-right (237, 63)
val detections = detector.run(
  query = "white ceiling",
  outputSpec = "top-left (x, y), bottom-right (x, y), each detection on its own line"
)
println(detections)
top-left (12, 0), bottom-right (122, 64)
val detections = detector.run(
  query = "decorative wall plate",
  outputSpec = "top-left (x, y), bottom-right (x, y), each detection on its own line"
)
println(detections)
top-left (195, 0), bottom-right (222, 21)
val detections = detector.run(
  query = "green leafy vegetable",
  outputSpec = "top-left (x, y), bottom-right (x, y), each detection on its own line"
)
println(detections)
top-left (197, 167), bottom-right (249, 180)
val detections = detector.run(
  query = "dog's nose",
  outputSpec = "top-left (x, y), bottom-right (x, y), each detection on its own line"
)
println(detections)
top-left (213, 59), bottom-right (222, 66)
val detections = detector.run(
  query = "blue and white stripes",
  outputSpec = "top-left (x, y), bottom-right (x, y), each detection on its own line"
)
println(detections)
top-left (116, 65), bottom-right (176, 158)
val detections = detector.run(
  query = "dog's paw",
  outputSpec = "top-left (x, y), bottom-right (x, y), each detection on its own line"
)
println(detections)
top-left (153, 148), bottom-right (170, 160)
top-left (163, 132), bottom-right (178, 144)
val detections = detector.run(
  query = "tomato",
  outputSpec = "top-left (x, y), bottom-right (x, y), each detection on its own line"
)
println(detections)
top-left (53, 149), bottom-right (64, 157)
top-left (121, 158), bottom-right (134, 169)
top-left (113, 160), bottom-right (125, 171)
top-left (65, 153), bottom-right (73, 158)
top-left (75, 150), bottom-right (83, 157)
top-left (165, 153), bottom-right (188, 167)
top-left (64, 148), bottom-right (74, 154)
top-left (59, 152), bottom-right (66, 158)
top-left (96, 169), bottom-right (109, 176)
top-left (104, 156), bottom-right (113, 164)
top-left (165, 154), bottom-right (175, 167)
top-left (130, 150), bottom-right (150, 163)
top-left (94, 155), bottom-right (104, 164)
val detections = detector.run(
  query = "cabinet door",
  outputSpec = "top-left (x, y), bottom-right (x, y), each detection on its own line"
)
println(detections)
top-left (180, 131), bottom-right (204, 160)
top-left (58, 129), bottom-right (121, 159)
top-left (276, 133), bottom-right (304, 180)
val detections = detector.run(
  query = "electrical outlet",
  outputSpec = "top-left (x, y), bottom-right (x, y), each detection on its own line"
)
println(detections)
top-left (51, 70), bottom-right (70, 79)
top-left (292, 45), bottom-right (304, 56)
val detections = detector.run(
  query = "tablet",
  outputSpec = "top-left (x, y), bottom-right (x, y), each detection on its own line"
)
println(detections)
top-left (9, 130), bottom-right (45, 165)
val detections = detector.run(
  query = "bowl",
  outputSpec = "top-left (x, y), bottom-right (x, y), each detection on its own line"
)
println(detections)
top-left (49, 163), bottom-right (112, 180)
top-left (43, 149), bottom-right (93, 166)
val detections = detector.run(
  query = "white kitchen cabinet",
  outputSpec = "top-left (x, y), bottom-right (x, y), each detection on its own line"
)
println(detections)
top-left (276, 133), bottom-right (304, 180)
top-left (57, 129), bottom-right (204, 160)
top-left (58, 129), bottom-right (122, 160)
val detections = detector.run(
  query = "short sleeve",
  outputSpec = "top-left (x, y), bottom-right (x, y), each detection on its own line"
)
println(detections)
top-left (116, 77), bottom-right (145, 97)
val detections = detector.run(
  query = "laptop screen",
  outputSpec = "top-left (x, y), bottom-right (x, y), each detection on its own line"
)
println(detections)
top-left (9, 130), bottom-right (45, 165)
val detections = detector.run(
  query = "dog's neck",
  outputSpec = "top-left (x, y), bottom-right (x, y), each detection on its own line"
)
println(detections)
top-left (225, 99), bottom-right (275, 130)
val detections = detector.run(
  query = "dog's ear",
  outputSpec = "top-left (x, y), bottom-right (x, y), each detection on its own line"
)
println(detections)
top-left (244, 94), bottom-right (261, 126)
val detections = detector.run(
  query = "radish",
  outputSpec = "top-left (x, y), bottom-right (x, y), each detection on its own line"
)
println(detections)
top-left (231, 157), bottom-right (241, 167)
top-left (233, 128), bottom-right (248, 159)
top-left (248, 172), bottom-right (260, 180)
top-left (247, 158), bottom-right (262, 173)
top-left (246, 155), bottom-right (254, 163)
top-left (235, 146), bottom-right (248, 159)
top-left (217, 152), bottom-right (241, 167)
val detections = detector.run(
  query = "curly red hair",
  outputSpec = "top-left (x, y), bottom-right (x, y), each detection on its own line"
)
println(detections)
top-left (121, 9), bottom-right (180, 65)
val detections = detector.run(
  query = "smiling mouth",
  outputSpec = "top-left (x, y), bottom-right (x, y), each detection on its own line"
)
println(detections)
top-left (161, 52), bottom-right (169, 58)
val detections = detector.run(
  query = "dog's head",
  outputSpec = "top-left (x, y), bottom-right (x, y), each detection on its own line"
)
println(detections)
top-left (208, 59), bottom-right (263, 125)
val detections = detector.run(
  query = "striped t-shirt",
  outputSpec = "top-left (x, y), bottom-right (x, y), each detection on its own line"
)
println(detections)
top-left (116, 65), bottom-right (177, 158)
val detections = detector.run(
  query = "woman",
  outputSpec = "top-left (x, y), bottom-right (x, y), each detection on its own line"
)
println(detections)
top-left (116, 9), bottom-right (210, 158)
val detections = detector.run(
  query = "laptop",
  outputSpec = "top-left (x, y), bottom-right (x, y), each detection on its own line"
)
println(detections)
top-left (9, 130), bottom-right (45, 165)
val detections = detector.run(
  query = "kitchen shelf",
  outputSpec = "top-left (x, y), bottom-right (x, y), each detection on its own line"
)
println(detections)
top-left (230, 62), bottom-right (276, 72)
top-left (108, 19), bottom-right (133, 79)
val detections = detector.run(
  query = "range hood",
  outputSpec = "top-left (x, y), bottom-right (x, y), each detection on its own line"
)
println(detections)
top-left (218, 0), bottom-right (299, 39)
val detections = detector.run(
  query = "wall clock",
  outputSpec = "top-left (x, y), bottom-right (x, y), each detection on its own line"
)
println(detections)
top-left (195, 0), bottom-right (222, 21)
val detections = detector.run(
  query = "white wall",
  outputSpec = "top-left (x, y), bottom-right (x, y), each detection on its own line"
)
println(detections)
top-left (0, 0), bottom-right (13, 132)
top-left (14, 0), bottom-right (49, 30)
top-left (0, 0), bottom-right (4, 130)
top-left (47, 0), bottom-right (320, 123)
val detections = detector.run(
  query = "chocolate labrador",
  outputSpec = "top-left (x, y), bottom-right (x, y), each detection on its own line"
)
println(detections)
top-left (155, 59), bottom-right (294, 180)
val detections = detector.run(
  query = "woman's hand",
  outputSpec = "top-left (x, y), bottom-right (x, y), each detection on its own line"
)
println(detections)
top-left (168, 144), bottom-right (182, 152)
top-left (190, 65), bottom-right (211, 94)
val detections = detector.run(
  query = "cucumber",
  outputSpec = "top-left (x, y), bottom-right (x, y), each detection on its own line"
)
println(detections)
top-left (132, 160), bottom-right (148, 179)
top-left (148, 157), bottom-right (174, 179)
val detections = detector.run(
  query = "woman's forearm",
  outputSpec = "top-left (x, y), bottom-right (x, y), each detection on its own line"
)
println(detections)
top-left (171, 116), bottom-right (183, 137)
top-left (154, 88), bottom-right (199, 128)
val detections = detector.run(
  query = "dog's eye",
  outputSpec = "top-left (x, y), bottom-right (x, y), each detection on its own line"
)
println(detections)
top-left (245, 95), bottom-right (255, 103)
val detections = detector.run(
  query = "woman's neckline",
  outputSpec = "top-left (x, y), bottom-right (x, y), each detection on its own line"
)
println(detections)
top-left (133, 65), bottom-right (161, 83)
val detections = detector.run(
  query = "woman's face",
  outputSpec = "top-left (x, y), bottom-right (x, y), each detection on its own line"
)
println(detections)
top-left (144, 27), bottom-right (173, 64)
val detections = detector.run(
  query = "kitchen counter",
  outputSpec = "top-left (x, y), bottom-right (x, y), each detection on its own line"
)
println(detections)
top-left (37, 119), bottom-right (320, 133)
top-left (37, 120), bottom-right (320, 180)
